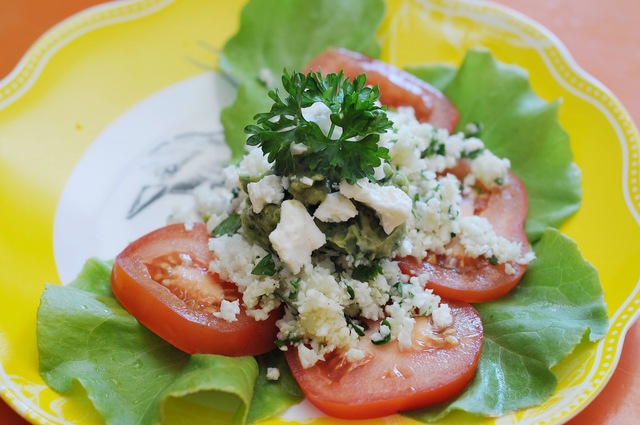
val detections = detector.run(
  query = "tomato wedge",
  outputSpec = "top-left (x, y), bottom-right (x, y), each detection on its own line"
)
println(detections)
top-left (111, 222), bottom-right (281, 356)
top-left (399, 171), bottom-right (531, 303)
top-left (285, 301), bottom-right (483, 419)
top-left (306, 48), bottom-right (460, 132)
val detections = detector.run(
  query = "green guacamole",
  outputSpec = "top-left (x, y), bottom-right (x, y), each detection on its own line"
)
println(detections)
top-left (316, 203), bottom-right (405, 261)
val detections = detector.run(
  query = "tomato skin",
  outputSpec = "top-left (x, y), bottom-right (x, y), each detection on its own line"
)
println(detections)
top-left (399, 171), bottom-right (531, 303)
top-left (306, 48), bottom-right (460, 132)
top-left (284, 302), bottom-right (483, 419)
top-left (111, 223), bottom-right (281, 356)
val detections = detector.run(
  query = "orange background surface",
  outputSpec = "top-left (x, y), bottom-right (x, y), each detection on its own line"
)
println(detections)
top-left (1, 0), bottom-right (639, 424)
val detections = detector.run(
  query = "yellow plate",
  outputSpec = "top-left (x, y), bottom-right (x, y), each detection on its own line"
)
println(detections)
top-left (1, 0), bottom-right (639, 424)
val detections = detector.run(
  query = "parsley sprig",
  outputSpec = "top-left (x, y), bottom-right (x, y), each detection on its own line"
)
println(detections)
top-left (244, 70), bottom-right (393, 184)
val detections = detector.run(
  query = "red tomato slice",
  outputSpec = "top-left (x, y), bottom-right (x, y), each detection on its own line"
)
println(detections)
top-left (111, 222), bottom-right (281, 356)
top-left (285, 301), bottom-right (483, 419)
top-left (305, 48), bottom-right (460, 132)
top-left (399, 171), bottom-right (531, 303)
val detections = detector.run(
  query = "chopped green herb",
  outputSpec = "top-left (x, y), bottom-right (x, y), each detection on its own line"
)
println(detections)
top-left (212, 213), bottom-right (242, 237)
top-left (345, 315), bottom-right (365, 337)
top-left (472, 184), bottom-right (484, 195)
top-left (461, 148), bottom-right (484, 159)
top-left (288, 278), bottom-right (301, 300)
top-left (275, 293), bottom-right (299, 314)
top-left (421, 137), bottom-right (446, 157)
top-left (346, 284), bottom-right (356, 300)
top-left (351, 262), bottom-right (383, 282)
top-left (371, 319), bottom-right (391, 345)
top-left (275, 334), bottom-right (301, 349)
top-left (463, 121), bottom-right (483, 137)
top-left (252, 254), bottom-right (277, 276)
top-left (448, 204), bottom-right (459, 220)
top-left (489, 255), bottom-right (499, 265)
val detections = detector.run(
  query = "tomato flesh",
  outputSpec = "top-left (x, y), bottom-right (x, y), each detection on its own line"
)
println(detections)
top-left (399, 171), bottom-right (531, 303)
top-left (285, 301), bottom-right (483, 419)
top-left (111, 222), bottom-right (281, 356)
top-left (306, 48), bottom-right (460, 132)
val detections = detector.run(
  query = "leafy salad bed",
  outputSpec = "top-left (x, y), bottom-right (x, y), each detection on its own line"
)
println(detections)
top-left (37, 0), bottom-right (608, 424)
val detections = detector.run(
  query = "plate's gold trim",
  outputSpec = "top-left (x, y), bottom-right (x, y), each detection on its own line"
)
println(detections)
top-left (1, 0), bottom-right (639, 424)
top-left (0, 0), bottom-right (172, 109)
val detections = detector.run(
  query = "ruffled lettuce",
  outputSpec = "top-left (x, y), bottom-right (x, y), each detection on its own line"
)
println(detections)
top-left (37, 229), bottom-right (607, 424)
top-left (37, 259), bottom-right (266, 425)
top-left (405, 228), bottom-right (608, 421)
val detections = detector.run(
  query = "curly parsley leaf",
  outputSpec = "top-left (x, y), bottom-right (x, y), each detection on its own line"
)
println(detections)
top-left (245, 70), bottom-right (392, 184)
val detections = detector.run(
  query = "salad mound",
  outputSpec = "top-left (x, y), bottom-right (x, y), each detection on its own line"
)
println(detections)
top-left (36, 1), bottom-right (608, 424)
top-left (144, 51), bottom-right (537, 418)
top-left (180, 63), bottom-right (532, 372)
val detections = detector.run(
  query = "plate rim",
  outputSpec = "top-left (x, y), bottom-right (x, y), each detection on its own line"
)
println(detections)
top-left (1, 0), bottom-right (639, 424)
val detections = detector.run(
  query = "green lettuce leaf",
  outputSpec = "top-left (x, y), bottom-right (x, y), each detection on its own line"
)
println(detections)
top-left (37, 259), bottom-right (259, 425)
top-left (408, 51), bottom-right (582, 241)
top-left (407, 64), bottom-right (457, 91)
top-left (405, 228), bottom-right (608, 421)
top-left (219, 0), bottom-right (385, 161)
top-left (246, 351), bottom-right (304, 424)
